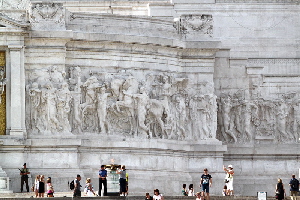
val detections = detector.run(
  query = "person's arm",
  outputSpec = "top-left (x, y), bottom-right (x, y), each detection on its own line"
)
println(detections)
top-left (200, 175), bottom-right (203, 186)
top-left (74, 180), bottom-right (78, 189)
top-left (210, 178), bottom-right (212, 187)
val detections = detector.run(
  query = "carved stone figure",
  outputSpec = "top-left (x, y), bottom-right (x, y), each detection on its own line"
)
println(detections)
top-left (174, 95), bottom-right (186, 140)
top-left (28, 82), bottom-right (41, 130)
top-left (276, 99), bottom-right (293, 141)
top-left (42, 83), bottom-right (59, 133)
top-left (81, 76), bottom-right (100, 132)
top-left (50, 66), bottom-right (66, 88)
top-left (57, 82), bottom-right (71, 133)
top-left (97, 86), bottom-right (110, 134)
top-left (220, 95), bottom-right (237, 143)
top-left (115, 76), bottom-right (139, 135)
top-left (131, 86), bottom-right (149, 137)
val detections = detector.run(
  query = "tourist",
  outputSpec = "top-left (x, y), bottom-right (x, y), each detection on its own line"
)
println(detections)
top-left (116, 165), bottom-right (127, 196)
top-left (34, 175), bottom-right (40, 197)
top-left (84, 178), bottom-right (95, 196)
top-left (195, 192), bottom-right (202, 200)
top-left (289, 174), bottom-right (299, 200)
top-left (182, 184), bottom-right (188, 196)
top-left (153, 189), bottom-right (164, 200)
top-left (222, 185), bottom-right (228, 196)
top-left (145, 192), bottom-right (153, 200)
top-left (38, 175), bottom-right (45, 197)
top-left (98, 165), bottom-right (107, 196)
top-left (223, 165), bottom-right (234, 196)
top-left (126, 171), bottom-right (129, 196)
top-left (188, 184), bottom-right (194, 196)
top-left (19, 163), bottom-right (30, 192)
top-left (46, 177), bottom-right (54, 197)
top-left (200, 168), bottom-right (212, 200)
top-left (275, 178), bottom-right (285, 200)
top-left (73, 174), bottom-right (82, 197)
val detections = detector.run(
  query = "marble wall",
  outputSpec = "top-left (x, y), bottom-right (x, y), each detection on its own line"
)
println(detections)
top-left (0, 0), bottom-right (299, 197)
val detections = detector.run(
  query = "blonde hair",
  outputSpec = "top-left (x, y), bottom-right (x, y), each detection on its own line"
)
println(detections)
top-left (86, 178), bottom-right (91, 183)
top-left (278, 178), bottom-right (282, 183)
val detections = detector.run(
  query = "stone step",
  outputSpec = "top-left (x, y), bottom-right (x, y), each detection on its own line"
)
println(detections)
top-left (0, 192), bottom-right (283, 200)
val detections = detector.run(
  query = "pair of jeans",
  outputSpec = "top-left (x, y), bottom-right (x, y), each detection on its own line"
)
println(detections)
top-left (98, 178), bottom-right (107, 196)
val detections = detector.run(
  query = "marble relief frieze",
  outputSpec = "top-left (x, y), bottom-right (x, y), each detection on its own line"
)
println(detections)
top-left (217, 89), bottom-right (300, 144)
top-left (26, 66), bottom-right (217, 141)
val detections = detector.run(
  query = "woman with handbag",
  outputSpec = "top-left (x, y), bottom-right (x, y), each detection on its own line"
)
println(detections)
top-left (275, 178), bottom-right (285, 200)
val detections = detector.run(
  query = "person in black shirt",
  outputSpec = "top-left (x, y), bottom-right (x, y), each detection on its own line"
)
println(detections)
top-left (200, 168), bottom-right (212, 200)
top-left (145, 192), bottom-right (153, 200)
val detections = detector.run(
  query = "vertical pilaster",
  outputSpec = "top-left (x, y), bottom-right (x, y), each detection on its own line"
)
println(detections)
top-left (8, 45), bottom-right (26, 136)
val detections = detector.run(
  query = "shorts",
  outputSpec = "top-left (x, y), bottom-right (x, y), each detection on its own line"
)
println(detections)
top-left (202, 184), bottom-right (209, 193)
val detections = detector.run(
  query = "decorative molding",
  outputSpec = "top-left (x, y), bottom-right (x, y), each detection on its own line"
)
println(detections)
top-left (174, 14), bottom-right (213, 38)
top-left (30, 3), bottom-right (66, 31)
top-left (248, 58), bottom-right (300, 66)
top-left (0, 0), bottom-right (30, 10)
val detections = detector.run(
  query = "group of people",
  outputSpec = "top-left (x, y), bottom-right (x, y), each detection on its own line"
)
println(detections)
top-left (33, 175), bottom-right (54, 197)
top-left (145, 189), bottom-right (164, 200)
top-left (72, 165), bottom-right (128, 197)
top-left (275, 174), bottom-right (300, 200)
top-left (19, 163), bottom-right (54, 198)
top-left (20, 162), bottom-right (300, 199)
top-left (180, 166), bottom-right (233, 200)
top-left (182, 183), bottom-right (196, 196)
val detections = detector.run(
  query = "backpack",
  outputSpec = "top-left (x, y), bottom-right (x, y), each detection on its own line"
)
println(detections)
top-left (291, 179), bottom-right (299, 190)
top-left (69, 180), bottom-right (75, 190)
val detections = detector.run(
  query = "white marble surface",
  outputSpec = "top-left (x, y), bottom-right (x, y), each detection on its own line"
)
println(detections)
top-left (0, 0), bottom-right (299, 196)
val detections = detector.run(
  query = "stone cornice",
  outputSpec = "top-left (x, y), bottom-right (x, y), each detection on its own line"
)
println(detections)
top-left (0, 13), bottom-right (29, 29)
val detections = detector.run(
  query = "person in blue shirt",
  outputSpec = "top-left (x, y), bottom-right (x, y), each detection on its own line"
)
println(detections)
top-left (98, 165), bottom-right (107, 196)
top-left (289, 174), bottom-right (299, 200)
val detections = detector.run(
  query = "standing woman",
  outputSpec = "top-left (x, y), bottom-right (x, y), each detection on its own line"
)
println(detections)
top-left (116, 165), bottom-right (127, 196)
top-left (38, 175), bottom-right (45, 197)
top-left (275, 178), bottom-right (285, 200)
top-left (34, 175), bottom-right (40, 198)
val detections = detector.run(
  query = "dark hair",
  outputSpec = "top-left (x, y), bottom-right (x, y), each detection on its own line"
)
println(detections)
top-left (223, 185), bottom-right (227, 189)
top-left (154, 189), bottom-right (159, 194)
top-left (183, 184), bottom-right (186, 188)
top-left (101, 165), bottom-right (105, 168)
top-left (146, 193), bottom-right (150, 195)
top-left (189, 184), bottom-right (193, 190)
top-left (292, 174), bottom-right (296, 178)
top-left (77, 174), bottom-right (81, 178)
top-left (204, 168), bottom-right (208, 171)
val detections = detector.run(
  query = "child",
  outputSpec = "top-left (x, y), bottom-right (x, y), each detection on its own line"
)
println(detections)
top-left (195, 192), bottom-right (203, 200)
top-left (84, 178), bottom-right (95, 196)
top-left (182, 184), bottom-right (188, 196)
top-left (188, 184), bottom-right (194, 196)
top-left (46, 177), bottom-right (54, 197)
top-left (222, 185), bottom-right (228, 196)
top-left (145, 192), bottom-right (153, 200)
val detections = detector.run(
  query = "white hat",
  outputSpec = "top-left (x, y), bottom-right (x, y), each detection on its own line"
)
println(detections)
top-left (228, 165), bottom-right (233, 168)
